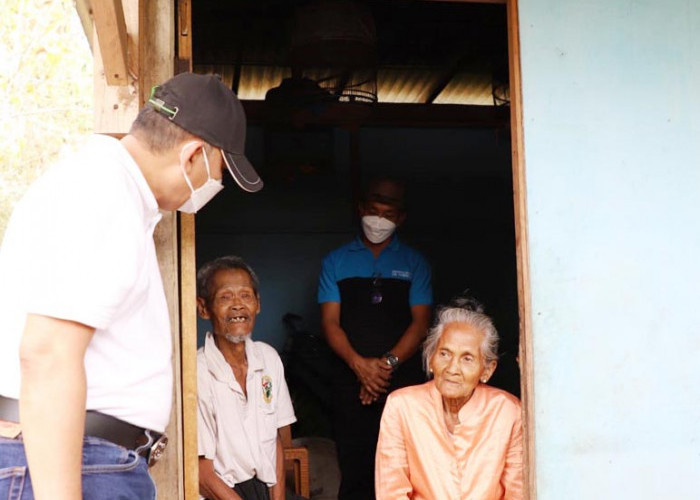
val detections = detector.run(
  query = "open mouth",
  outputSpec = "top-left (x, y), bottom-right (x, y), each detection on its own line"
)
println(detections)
top-left (227, 314), bottom-right (249, 323)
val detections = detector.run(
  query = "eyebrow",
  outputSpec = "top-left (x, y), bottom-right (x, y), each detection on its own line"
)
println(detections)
top-left (439, 345), bottom-right (478, 356)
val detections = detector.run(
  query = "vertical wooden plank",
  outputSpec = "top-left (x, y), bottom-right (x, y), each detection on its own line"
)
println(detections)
top-left (139, 0), bottom-right (175, 104)
top-left (180, 213), bottom-right (199, 500)
top-left (151, 212), bottom-right (183, 500)
top-left (175, 3), bottom-right (199, 500)
top-left (178, 0), bottom-right (193, 69)
top-left (506, 1), bottom-right (536, 499)
top-left (138, 0), bottom-right (180, 497)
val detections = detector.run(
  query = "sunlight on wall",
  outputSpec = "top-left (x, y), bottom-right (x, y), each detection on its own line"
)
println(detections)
top-left (0, 0), bottom-right (93, 240)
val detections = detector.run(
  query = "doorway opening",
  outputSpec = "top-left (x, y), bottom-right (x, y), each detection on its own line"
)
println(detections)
top-left (182, 0), bottom-right (533, 497)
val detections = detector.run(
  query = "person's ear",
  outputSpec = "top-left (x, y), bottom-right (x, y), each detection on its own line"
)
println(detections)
top-left (480, 360), bottom-right (497, 384)
top-left (179, 140), bottom-right (204, 174)
top-left (255, 295), bottom-right (261, 315)
top-left (196, 296), bottom-right (210, 319)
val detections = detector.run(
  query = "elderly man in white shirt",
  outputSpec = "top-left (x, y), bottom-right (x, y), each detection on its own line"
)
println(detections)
top-left (196, 256), bottom-right (298, 500)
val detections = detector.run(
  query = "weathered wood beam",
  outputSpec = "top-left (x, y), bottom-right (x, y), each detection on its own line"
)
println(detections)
top-left (242, 101), bottom-right (509, 129)
top-left (74, 0), bottom-right (93, 52)
top-left (91, 0), bottom-right (129, 85)
top-left (92, 0), bottom-right (138, 134)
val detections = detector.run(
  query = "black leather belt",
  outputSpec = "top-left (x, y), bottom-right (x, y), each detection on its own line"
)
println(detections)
top-left (0, 395), bottom-right (167, 466)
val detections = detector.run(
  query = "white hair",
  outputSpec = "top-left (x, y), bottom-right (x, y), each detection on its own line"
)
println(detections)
top-left (422, 299), bottom-right (499, 376)
top-left (225, 334), bottom-right (250, 344)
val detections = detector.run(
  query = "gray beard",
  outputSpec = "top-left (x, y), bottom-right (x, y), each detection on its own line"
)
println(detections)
top-left (224, 333), bottom-right (250, 344)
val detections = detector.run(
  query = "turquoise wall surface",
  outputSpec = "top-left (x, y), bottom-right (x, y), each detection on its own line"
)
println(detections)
top-left (518, 0), bottom-right (700, 497)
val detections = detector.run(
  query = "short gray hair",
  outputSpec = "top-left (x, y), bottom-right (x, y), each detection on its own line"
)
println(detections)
top-left (422, 297), bottom-right (499, 376)
top-left (129, 106), bottom-right (214, 155)
top-left (196, 256), bottom-right (259, 302)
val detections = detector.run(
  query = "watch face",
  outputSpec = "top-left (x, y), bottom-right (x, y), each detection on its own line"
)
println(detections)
top-left (385, 354), bottom-right (399, 368)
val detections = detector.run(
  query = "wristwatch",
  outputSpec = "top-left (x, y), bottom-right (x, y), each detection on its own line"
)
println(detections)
top-left (383, 352), bottom-right (399, 371)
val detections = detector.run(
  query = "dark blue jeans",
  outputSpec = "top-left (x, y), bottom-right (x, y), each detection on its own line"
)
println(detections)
top-left (0, 435), bottom-right (155, 499)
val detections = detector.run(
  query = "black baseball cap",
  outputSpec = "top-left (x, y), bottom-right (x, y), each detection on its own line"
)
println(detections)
top-left (147, 72), bottom-right (263, 193)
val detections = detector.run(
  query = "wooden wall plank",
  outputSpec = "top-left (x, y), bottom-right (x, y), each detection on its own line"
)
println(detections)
top-left (178, 0), bottom-right (193, 69)
top-left (138, 0), bottom-right (179, 497)
top-left (151, 212), bottom-right (183, 500)
top-left (91, 0), bottom-right (129, 84)
top-left (506, 0), bottom-right (536, 499)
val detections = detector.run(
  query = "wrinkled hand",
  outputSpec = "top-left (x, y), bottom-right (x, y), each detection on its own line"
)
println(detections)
top-left (352, 356), bottom-right (392, 398)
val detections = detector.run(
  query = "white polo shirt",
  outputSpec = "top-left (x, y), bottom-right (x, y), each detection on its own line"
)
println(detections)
top-left (0, 134), bottom-right (172, 432)
top-left (197, 332), bottom-right (296, 491)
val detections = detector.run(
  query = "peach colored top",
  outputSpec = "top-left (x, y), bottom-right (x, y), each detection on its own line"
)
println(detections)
top-left (375, 381), bottom-right (523, 500)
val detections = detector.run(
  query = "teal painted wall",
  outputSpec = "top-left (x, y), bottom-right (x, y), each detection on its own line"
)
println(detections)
top-left (518, 0), bottom-right (700, 497)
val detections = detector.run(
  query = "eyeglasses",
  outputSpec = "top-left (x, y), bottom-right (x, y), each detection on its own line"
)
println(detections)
top-left (370, 274), bottom-right (383, 305)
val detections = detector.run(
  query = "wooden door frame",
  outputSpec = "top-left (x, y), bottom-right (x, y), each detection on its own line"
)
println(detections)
top-left (177, 1), bottom-right (535, 499)
top-left (176, 3), bottom-right (199, 499)
top-left (504, 1), bottom-right (536, 497)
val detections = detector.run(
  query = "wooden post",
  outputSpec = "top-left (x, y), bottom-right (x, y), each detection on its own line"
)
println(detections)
top-left (137, 0), bottom-right (181, 498)
top-left (506, 0), bottom-right (536, 498)
top-left (175, 2), bottom-right (200, 499)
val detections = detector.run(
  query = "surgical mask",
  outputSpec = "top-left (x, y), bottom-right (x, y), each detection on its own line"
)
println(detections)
top-left (361, 215), bottom-right (397, 244)
top-left (177, 143), bottom-right (223, 214)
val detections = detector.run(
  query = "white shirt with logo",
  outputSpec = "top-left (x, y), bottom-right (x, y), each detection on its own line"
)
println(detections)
top-left (197, 332), bottom-right (296, 491)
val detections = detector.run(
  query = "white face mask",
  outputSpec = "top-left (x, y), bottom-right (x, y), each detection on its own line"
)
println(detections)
top-left (177, 143), bottom-right (223, 214)
top-left (361, 215), bottom-right (397, 244)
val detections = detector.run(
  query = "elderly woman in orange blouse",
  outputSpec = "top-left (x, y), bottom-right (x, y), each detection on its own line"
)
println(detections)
top-left (375, 298), bottom-right (523, 500)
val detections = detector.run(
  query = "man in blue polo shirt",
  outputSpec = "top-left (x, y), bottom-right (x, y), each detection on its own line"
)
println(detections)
top-left (318, 177), bottom-right (432, 500)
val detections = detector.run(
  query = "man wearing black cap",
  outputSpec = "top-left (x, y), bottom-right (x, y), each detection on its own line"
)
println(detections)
top-left (0, 73), bottom-right (261, 500)
top-left (318, 178), bottom-right (432, 500)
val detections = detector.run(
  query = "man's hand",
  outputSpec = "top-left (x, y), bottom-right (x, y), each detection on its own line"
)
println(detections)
top-left (359, 384), bottom-right (378, 405)
top-left (351, 356), bottom-right (392, 397)
top-left (199, 458), bottom-right (244, 500)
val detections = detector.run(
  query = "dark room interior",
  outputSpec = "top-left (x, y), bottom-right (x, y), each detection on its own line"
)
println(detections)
top-left (189, 0), bottom-right (520, 439)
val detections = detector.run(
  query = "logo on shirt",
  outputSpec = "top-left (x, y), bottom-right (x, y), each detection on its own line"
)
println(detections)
top-left (262, 375), bottom-right (273, 403)
top-left (391, 269), bottom-right (411, 279)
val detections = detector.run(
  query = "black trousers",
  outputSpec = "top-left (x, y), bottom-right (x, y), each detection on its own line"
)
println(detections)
top-left (332, 381), bottom-right (386, 500)
top-left (233, 477), bottom-right (270, 500)
top-left (205, 477), bottom-right (308, 500)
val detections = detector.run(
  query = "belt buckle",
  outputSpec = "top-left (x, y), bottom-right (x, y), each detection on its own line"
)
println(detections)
top-left (137, 430), bottom-right (168, 467)
top-left (147, 433), bottom-right (168, 467)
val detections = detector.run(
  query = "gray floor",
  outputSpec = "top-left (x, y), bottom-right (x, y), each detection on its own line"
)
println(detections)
top-left (292, 437), bottom-right (340, 500)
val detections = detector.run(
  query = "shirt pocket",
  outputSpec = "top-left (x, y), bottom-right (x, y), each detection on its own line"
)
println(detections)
top-left (258, 401), bottom-right (278, 444)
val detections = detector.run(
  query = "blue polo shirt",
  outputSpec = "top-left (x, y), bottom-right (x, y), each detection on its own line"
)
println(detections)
top-left (318, 236), bottom-right (432, 307)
